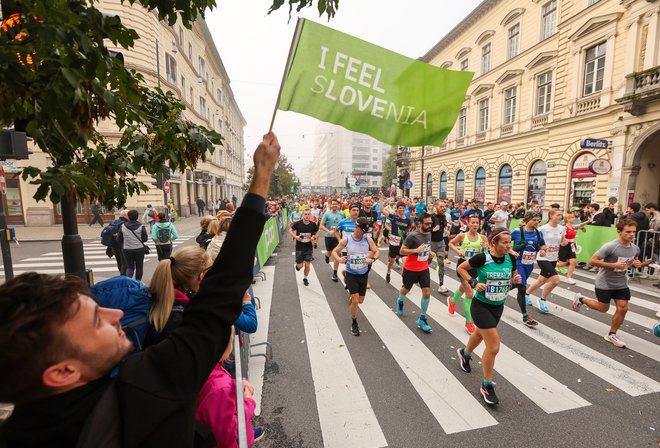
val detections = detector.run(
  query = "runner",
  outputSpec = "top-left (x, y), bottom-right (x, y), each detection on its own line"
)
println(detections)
top-left (290, 204), bottom-right (303, 224)
top-left (381, 202), bottom-right (413, 284)
top-left (572, 219), bottom-right (641, 348)
top-left (456, 227), bottom-right (521, 405)
top-left (431, 200), bottom-right (450, 294)
top-left (556, 210), bottom-right (588, 284)
top-left (448, 215), bottom-right (489, 334)
top-left (320, 198), bottom-right (345, 282)
top-left (395, 213), bottom-right (435, 333)
top-left (510, 212), bottom-right (546, 327)
top-left (525, 210), bottom-right (568, 314)
top-left (333, 217), bottom-right (380, 336)
top-left (289, 209), bottom-right (320, 286)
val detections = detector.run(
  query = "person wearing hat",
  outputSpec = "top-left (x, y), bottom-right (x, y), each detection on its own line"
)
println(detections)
top-left (490, 201), bottom-right (511, 231)
top-left (332, 217), bottom-right (380, 336)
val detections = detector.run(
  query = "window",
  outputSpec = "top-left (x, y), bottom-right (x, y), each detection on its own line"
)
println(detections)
top-left (588, 0), bottom-right (601, 5)
top-left (474, 167), bottom-right (486, 203)
top-left (481, 43), bottom-right (491, 74)
top-left (460, 58), bottom-right (469, 72)
top-left (165, 53), bottom-right (177, 84)
top-left (508, 24), bottom-right (520, 59)
top-left (216, 88), bottom-right (222, 103)
top-left (188, 43), bottom-right (192, 60)
top-left (503, 86), bottom-right (517, 124)
top-left (497, 164), bottom-right (513, 203)
top-left (198, 57), bottom-right (206, 80)
top-left (478, 98), bottom-right (489, 132)
top-left (181, 77), bottom-right (186, 100)
top-left (458, 107), bottom-right (467, 138)
top-left (179, 28), bottom-right (184, 46)
top-left (200, 96), bottom-right (206, 118)
top-left (583, 42), bottom-right (606, 96)
top-left (455, 170), bottom-right (465, 204)
top-left (536, 71), bottom-right (552, 115)
top-left (189, 87), bottom-right (193, 103)
top-left (528, 160), bottom-right (547, 207)
top-left (439, 172), bottom-right (447, 199)
top-left (542, 0), bottom-right (557, 40)
top-left (426, 174), bottom-right (433, 197)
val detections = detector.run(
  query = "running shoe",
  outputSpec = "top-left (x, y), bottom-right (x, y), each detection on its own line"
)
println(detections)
top-left (447, 297), bottom-right (455, 315)
top-left (525, 295), bottom-right (533, 306)
top-left (480, 383), bottom-right (499, 405)
top-left (565, 277), bottom-right (577, 285)
top-left (435, 264), bottom-right (440, 272)
top-left (444, 258), bottom-right (451, 265)
top-left (537, 298), bottom-right (550, 314)
top-left (572, 292), bottom-right (583, 311)
top-left (395, 298), bottom-right (405, 316)
top-left (395, 260), bottom-right (402, 269)
top-left (457, 348), bottom-right (471, 373)
top-left (253, 427), bottom-right (265, 443)
top-left (351, 321), bottom-right (360, 336)
top-left (416, 316), bottom-right (432, 333)
top-left (556, 266), bottom-right (567, 275)
top-left (465, 322), bottom-right (476, 334)
top-left (438, 284), bottom-right (449, 294)
top-left (589, 266), bottom-right (599, 272)
top-left (386, 273), bottom-right (391, 284)
top-left (523, 315), bottom-right (539, 327)
top-left (303, 278), bottom-right (309, 286)
top-left (325, 255), bottom-right (330, 264)
top-left (331, 273), bottom-right (338, 282)
top-left (654, 322), bottom-right (660, 338)
top-left (604, 333), bottom-right (626, 348)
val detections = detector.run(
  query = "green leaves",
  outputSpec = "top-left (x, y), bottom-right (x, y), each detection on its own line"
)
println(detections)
top-left (268, 0), bottom-right (339, 20)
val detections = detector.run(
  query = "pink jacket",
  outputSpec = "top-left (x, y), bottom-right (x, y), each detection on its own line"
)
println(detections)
top-left (196, 364), bottom-right (256, 448)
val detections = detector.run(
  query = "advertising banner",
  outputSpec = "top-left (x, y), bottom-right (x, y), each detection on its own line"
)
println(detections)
top-left (256, 217), bottom-right (280, 267)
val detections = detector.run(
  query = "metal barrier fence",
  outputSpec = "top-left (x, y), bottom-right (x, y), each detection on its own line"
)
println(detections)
top-left (633, 230), bottom-right (660, 281)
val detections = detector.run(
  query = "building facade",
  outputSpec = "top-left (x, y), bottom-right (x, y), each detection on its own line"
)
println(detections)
top-left (1, 2), bottom-right (245, 225)
top-left (400, 0), bottom-right (660, 211)
top-left (310, 123), bottom-right (392, 193)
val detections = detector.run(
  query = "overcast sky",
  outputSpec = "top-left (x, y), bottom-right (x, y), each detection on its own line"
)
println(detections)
top-left (205, 0), bottom-right (482, 175)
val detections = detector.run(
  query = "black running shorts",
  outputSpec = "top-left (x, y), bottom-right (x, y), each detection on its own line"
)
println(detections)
top-left (388, 245), bottom-right (401, 259)
top-left (345, 272), bottom-right (369, 296)
top-left (471, 299), bottom-right (504, 329)
top-left (594, 287), bottom-right (631, 303)
top-left (402, 268), bottom-right (431, 290)
top-left (325, 236), bottom-right (339, 252)
top-left (558, 245), bottom-right (576, 262)
top-left (295, 250), bottom-right (313, 264)
top-left (537, 260), bottom-right (558, 278)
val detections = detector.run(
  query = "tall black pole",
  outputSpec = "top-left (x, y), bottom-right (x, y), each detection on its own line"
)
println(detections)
top-left (60, 192), bottom-right (86, 279)
top-left (0, 194), bottom-right (14, 280)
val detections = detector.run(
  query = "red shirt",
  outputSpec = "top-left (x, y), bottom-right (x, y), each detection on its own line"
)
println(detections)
top-left (565, 225), bottom-right (577, 240)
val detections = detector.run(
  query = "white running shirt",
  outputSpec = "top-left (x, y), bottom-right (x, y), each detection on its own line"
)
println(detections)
top-left (537, 224), bottom-right (566, 262)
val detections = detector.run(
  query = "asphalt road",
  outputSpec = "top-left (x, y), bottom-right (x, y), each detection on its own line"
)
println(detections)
top-left (253, 236), bottom-right (660, 448)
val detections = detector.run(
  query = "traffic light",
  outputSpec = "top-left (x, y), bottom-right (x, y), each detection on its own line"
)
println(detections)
top-left (151, 173), bottom-right (164, 189)
top-left (398, 174), bottom-right (406, 190)
top-left (0, 129), bottom-right (29, 160)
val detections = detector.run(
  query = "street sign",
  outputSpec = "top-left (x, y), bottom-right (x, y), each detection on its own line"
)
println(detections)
top-left (405, 179), bottom-right (413, 189)
top-left (355, 181), bottom-right (360, 187)
top-left (0, 166), bottom-right (6, 195)
top-left (163, 180), bottom-right (170, 194)
top-left (580, 138), bottom-right (609, 149)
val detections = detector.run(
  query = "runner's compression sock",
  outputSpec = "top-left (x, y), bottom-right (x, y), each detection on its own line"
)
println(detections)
top-left (463, 297), bottom-right (473, 323)
top-left (482, 380), bottom-right (493, 387)
top-left (516, 284), bottom-right (527, 315)
top-left (397, 292), bottom-right (406, 302)
top-left (451, 289), bottom-right (462, 304)
top-left (420, 296), bottom-right (430, 318)
top-left (463, 348), bottom-right (472, 358)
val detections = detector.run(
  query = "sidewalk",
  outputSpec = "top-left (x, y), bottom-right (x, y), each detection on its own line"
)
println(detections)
top-left (10, 215), bottom-right (204, 242)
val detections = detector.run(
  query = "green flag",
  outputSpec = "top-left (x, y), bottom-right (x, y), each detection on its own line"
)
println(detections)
top-left (277, 19), bottom-right (474, 147)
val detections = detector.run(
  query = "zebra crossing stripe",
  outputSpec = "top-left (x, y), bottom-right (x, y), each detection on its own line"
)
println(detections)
top-left (369, 261), bottom-right (592, 414)
top-left (343, 282), bottom-right (499, 433)
top-left (295, 265), bottom-right (387, 448)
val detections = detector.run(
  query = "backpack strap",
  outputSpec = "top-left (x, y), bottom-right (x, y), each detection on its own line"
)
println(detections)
top-left (75, 382), bottom-right (121, 448)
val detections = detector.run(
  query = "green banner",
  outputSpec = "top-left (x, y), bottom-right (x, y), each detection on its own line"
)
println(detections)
top-left (509, 218), bottom-right (522, 230)
top-left (281, 208), bottom-right (289, 230)
top-left (575, 226), bottom-right (618, 264)
top-left (279, 19), bottom-right (474, 147)
top-left (257, 217), bottom-right (280, 266)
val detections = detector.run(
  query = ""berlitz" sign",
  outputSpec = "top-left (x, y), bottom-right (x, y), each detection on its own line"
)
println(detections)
top-left (580, 138), bottom-right (609, 149)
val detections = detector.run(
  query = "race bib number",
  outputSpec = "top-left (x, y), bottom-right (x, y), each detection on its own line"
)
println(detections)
top-left (417, 243), bottom-right (431, 262)
top-left (348, 254), bottom-right (368, 270)
top-left (389, 235), bottom-right (401, 246)
top-left (365, 232), bottom-right (373, 239)
top-left (521, 251), bottom-right (536, 265)
top-left (464, 247), bottom-right (482, 261)
top-left (570, 242), bottom-right (576, 252)
top-left (485, 279), bottom-right (511, 302)
top-left (614, 257), bottom-right (633, 272)
top-left (460, 224), bottom-right (468, 232)
top-left (300, 233), bottom-right (312, 243)
top-left (546, 245), bottom-right (560, 261)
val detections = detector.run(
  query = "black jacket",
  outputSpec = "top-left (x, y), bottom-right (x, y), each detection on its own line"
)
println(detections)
top-left (1, 194), bottom-right (266, 448)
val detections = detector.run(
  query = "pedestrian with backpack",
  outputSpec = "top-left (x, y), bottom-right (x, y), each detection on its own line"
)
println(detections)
top-left (0, 131), bottom-right (279, 448)
top-left (142, 204), bottom-right (157, 230)
top-left (101, 210), bottom-right (129, 275)
top-left (117, 210), bottom-right (149, 281)
top-left (152, 212), bottom-right (178, 261)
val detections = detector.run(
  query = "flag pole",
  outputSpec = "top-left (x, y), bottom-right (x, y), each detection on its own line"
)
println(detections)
top-left (269, 17), bottom-right (305, 133)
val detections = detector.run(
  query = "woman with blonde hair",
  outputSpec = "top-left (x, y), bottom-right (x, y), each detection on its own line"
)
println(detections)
top-left (206, 216), bottom-right (233, 261)
top-left (143, 246), bottom-right (212, 347)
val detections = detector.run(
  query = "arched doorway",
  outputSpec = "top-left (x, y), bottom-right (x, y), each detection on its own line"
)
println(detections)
top-left (625, 127), bottom-right (660, 207)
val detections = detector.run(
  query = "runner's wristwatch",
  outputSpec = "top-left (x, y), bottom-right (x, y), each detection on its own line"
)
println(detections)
top-left (468, 278), bottom-right (478, 288)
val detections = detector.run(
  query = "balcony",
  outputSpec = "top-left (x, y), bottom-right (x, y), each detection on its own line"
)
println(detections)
top-left (531, 114), bottom-right (549, 129)
top-left (395, 150), bottom-right (411, 167)
top-left (616, 65), bottom-right (660, 116)
top-left (576, 95), bottom-right (601, 115)
top-left (500, 124), bottom-right (513, 136)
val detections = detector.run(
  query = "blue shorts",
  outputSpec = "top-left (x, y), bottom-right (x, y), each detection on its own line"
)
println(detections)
top-left (517, 263), bottom-right (534, 286)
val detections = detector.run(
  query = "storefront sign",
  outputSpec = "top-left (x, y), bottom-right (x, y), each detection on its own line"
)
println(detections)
top-left (627, 190), bottom-right (635, 207)
top-left (547, 161), bottom-right (556, 168)
top-left (588, 159), bottom-right (612, 175)
top-left (580, 138), bottom-right (609, 149)
top-left (572, 152), bottom-right (596, 178)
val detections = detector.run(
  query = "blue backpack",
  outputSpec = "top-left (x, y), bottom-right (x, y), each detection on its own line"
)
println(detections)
top-left (101, 221), bottom-right (123, 246)
top-left (90, 276), bottom-right (153, 351)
